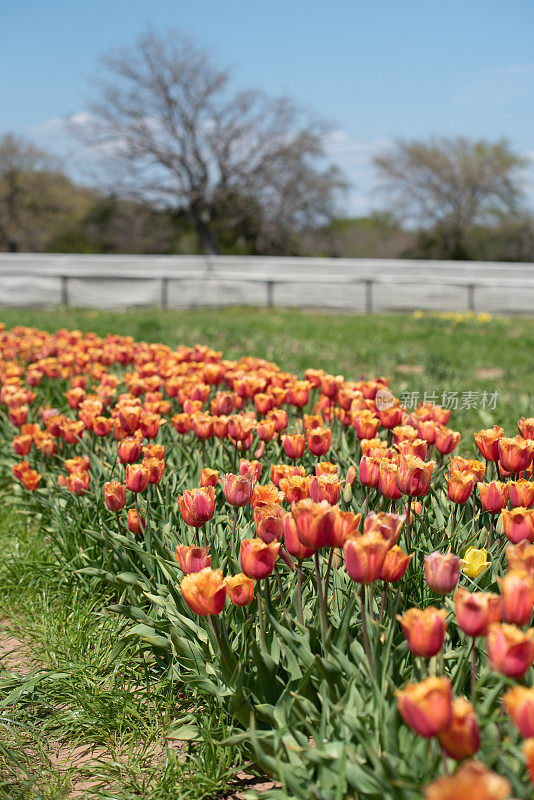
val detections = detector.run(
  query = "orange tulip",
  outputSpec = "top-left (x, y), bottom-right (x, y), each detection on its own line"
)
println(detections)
top-left (125, 464), bottom-right (150, 493)
top-left (279, 474), bottom-right (310, 503)
top-left (256, 419), bottom-right (277, 442)
top-left (315, 461), bottom-right (338, 477)
top-left (175, 544), bottom-right (212, 574)
top-left (306, 426), bottom-right (332, 457)
top-left (344, 531), bottom-right (390, 584)
top-left (378, 460), bottom-right (403, 500)
top-left (64, 468), bottom-right (87, 495)
top-left (200, 467), bottom-right (219, 487)
top-left (379, 546), bottom-right (412, 582)
top-left (523, 739), bottom-right (534, 785)
top-left (455, 588), bottom-right (501, 637)
top-left (487, 623), bottom-right (534, 678)
top-left (438, 698), bottom-right (480, 760)
top-left (13, 434), bottom-right (32, 456)
top-left (474, 425), bottom-right (504, 462)
top-left (178, 487), bottom-right (215, 527)
top-left (396, 677), bottom-right (452, 738)
top-left (221, 473), bottom-right (254, 507)
top-left (423, 760), bottom-right (511, 800)
top-left (434, 426), bottom-right (460, 455)
top-left (503, 686), bottom-right (534, 738)
top-left (253, 503), bottom-right (284, 543)
top-left (292, 499), bottom-right (339, 550)
top-left (507, 540), bottom-right (534, 579)
top-left (397, 454), bottom-right (435, 497)
top-left (19, 468), bottom-right (41, 491)
top-left (477, 481), bottom-right (509, 514)
top-left (363, 511), bottom-right (405, 547)
top-left (359, 455), bottom-right (381, 488)
top-left (118, 437), bottom-right (143, 464)
top-left (127, 508), bottom-right (146, 535)
top-left (224, 573), bottom-right (254, 606)
top-left (240, 538), bottom-right (280, 579)
top-left (308, 474), bottom-right (341, 505)
top-left (283, 512), bottom-right (314, 560)
top-left (498, 435), bottom-right (534, 474)
top-left (282, 434), bottom-right (306, 460)
top-left (518, 417), bottom-right (534, 441)
top-left (397, 607), bottom-right (447, 658)
top-left (447, 472), bottom-right (475, 504)
top-left (104, 481), bottom-right (126, 512)
top-left (501, 507), bottom-right (534, 544)
top-left (118, 405), bottom-right (140, 434)
top-left (509, 479), bottom-right (534, 509)
top-left (180, 567), bottom-right (226, 616)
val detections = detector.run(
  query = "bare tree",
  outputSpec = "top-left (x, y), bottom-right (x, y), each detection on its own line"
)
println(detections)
top-left (75, 30), bottom-right (346, 255)
top-left (373, 137), bottom-right (528, 259)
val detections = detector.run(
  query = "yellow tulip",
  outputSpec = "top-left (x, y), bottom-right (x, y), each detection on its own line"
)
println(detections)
top-left (461, 547), bottom-right (490, 578)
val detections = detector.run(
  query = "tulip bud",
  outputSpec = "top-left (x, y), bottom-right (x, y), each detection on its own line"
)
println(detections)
top-left (125, 464), bottom-right (150, 493)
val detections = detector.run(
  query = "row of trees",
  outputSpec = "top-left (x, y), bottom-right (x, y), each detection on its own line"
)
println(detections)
top-left (2, 30), bottom-right (533, 260)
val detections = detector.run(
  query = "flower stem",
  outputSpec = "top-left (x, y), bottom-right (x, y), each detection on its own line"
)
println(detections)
top-left (360, 584), bottom-right (375, 680)
top-left (314, 551), bottom-right (328, 642)
top-left (296, 561), bottom-right (303, 624)
top-left (230, 507), bottom-right (239, 551)
top-left (470, 639), bottom-right (477, 702)
top-left (257, 581), bottom-right (267, 648)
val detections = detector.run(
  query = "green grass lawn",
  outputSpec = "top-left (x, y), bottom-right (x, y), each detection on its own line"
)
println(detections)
top-left (1, 306), bottom-right (533, 444)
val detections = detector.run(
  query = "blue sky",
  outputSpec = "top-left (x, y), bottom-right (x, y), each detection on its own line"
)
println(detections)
top-left (3, 0), bottom-right (534, 213)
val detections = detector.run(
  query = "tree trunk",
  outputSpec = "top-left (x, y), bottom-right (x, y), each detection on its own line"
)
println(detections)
top-left (192, 215), bottom-right (220, 256)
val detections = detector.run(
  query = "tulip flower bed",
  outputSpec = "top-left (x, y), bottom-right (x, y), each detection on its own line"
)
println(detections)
top-left (2, 322), bottom-right (534, 799)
